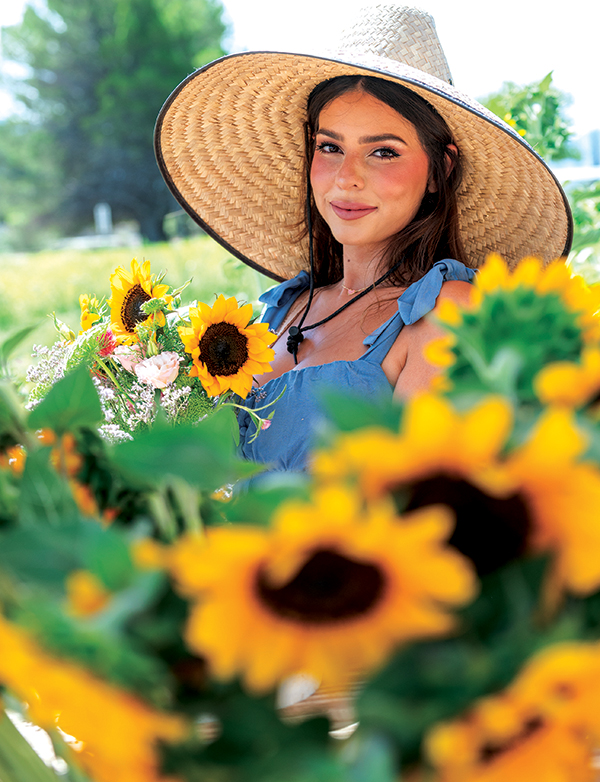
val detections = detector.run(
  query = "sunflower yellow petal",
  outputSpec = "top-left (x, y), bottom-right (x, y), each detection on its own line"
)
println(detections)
top-left (534, 361), bottom-right (592, 406)
top-left (511, 256), bottom-right (543, 288)
top-left (435, 297), bottom-right (464, 326)
top-left (475, 253), bottom-right (511, 292)
top-left (404, 393), bottom-right (455, 448)
top-left (210, 295), bottom-right (228, 323)
top-left (423, 335), bottom-right (456, 367)
top-left (229, 372), bottom-right (253, 398)
top-left (512, 408), bottom-right (587, 469)
top-left (461, 396), bottom-right (513, 465)
top-left (226, 302), bottom-right (253, 327)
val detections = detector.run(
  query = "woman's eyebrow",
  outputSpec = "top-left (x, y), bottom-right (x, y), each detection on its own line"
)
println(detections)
top-left (316, 129), bottom-right (407, 145)
top-left (360, 133), bottom-right (407, 145)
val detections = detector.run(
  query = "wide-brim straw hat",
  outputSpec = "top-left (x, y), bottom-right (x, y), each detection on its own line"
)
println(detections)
top-left (154, 4), bottom-right (573, 282)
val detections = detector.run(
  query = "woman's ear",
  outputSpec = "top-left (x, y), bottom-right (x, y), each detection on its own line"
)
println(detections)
top-left (428, 143), bottom-right (458, 193)
top-left (445, 143), bottom-right (458, 176)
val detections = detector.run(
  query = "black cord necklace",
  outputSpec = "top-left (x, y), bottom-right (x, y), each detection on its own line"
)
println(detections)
top-left (286, 264), bottom-right (402, 363)
top-left (287, 161), bottom-right (403, 364)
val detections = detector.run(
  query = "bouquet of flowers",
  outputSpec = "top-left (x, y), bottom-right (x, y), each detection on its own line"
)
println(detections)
top-left (26, 259), bottom-right (278, 442)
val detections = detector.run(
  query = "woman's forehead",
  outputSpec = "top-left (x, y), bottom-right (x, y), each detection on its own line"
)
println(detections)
top-left (316, 90), bottom-right (421, 142)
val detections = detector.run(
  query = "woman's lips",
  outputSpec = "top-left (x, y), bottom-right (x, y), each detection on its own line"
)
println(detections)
top-left (330, 201), bottom-right (377, 220)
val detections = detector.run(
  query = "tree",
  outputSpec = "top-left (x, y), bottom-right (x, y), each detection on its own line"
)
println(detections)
top-left (0, 118), bottom-right (61, 250)
top-left (0, 0), bottom-right (227, 244)
top-left (481, 72), bottom-right (579, 163)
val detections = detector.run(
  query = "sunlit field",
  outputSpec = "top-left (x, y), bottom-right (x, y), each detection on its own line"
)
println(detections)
top-left (0, 235), bottom-right (273, 380)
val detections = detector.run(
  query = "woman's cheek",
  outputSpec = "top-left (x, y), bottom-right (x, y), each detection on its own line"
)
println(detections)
top-left (310, 156), bottom-right (331, 214)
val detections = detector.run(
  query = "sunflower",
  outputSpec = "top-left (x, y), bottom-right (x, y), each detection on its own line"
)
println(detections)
top-left (0, 614), bottom-right (184, 782)
top-left (473, 255), bottom-right (600, 334)
top-left (312, 393), bottom-right (600, 593)
top-left (508, 642), bottom-right (600, 739)
top-left (500, 406), bottom-right (600, 596)
top-left (108, 259), bottom-right (169, 345)
top-left (79, 294), bottom-right (101, 333)
top-left (167, 487), bottom-right (476, 694)
top-left (425, 642), bottom-right (600, 782)
top-left (428, 254), bottom-right (600, 399)
top-left (534, 347), bottom-right (600, 409)
top-left (178, 294), bottom-right (276, 398)
top-left (426, 694), bottom-right (596, 782)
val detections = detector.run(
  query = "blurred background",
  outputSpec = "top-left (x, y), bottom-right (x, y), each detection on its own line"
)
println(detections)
top-left (0, 0), bottom-right (598, 371)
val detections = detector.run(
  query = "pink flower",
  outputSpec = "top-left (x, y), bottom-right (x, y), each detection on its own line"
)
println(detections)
top-left (113, 345), bottom-right (144, 372)
top-left (134, 352), bottom-right (180, 389)
top-left (98, 329), bottom-right (117, 357)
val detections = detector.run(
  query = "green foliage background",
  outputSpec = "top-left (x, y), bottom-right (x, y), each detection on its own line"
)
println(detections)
top-left (0, 0), bottom-right (227, 248)
top-left (480, 72), bottom-right (600, 280)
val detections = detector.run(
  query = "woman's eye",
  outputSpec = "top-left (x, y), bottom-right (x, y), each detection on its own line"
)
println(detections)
top-left (372, 147), bottom-right (400, 159)
top-left (315, 142), bottom-right (341, 154)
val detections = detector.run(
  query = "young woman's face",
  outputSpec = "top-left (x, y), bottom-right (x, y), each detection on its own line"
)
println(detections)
top-left (310, 90), bottom-right (431, 257)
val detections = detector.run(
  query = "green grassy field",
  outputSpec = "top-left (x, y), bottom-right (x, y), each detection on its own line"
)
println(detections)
top-left (0, 235), bottom-right (274, 381)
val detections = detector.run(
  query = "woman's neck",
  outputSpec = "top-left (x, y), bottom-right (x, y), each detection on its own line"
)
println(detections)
top-left (340, 245), bottom-right (384, 292)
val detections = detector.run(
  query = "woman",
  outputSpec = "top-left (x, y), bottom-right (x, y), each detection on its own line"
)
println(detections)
top-left (154, 5), bottom-right (572, 475)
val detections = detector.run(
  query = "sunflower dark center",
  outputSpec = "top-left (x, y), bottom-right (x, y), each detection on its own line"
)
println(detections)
top-left (402, 474), bottom-right (532, 577)
top-left (590, 389), bottom-right (600, 407)
top-left (121, 284), bottom-right (151, 332)
top-left (256, 549), bottom-right (386, 625)
top-left (479, 715), bottom-right (544, 764)
top-left (199, 323), bottom-right (249, 377)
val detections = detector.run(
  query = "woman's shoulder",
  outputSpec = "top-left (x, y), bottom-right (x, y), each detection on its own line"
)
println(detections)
top-left (437, 278), bottom-right (474, 306)
top-left (395, 259), bottom-right (475, 326)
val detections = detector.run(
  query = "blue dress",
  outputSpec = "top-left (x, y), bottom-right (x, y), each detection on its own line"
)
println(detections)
top-left (237, 259), bottom-right (475, 475)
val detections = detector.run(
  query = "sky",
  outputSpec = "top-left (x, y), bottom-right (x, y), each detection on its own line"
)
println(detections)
top-left (1, 0), bottom-right (598, 136)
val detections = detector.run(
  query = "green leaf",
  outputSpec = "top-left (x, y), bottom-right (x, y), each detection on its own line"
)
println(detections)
top-left (111, 408), bottom-right (256, 490)
top-left (318, 389), bottom-right (403, 434)
top-left (28, 363), bottom-right (103, 434)
top-left (17, 448), bottom-right (82, 527)
top-left (222, 481), bottom-right (311, 527)
top-left (0, 381), bottom-right (29, 444)
top-left (0, 712), bottom-right (61, 782)
top-left (0, 524), bottom-right (87, 589)
top-left (539, 71), bottom-right (554, 93)
top-left (83, 524), bottom-right (134, 591)
top-left (0, 324), bottom-right (39, 371)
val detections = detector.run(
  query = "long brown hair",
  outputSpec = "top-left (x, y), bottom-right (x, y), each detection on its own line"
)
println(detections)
top-left (304, 75), bottom-right (467, 287)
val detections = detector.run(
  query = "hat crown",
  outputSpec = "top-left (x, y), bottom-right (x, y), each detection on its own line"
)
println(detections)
top-left (336, 5), bottom-right (453, 85)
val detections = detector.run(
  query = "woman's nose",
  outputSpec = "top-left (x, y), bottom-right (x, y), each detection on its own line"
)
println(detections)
top-left (335, 155), bottom-right (364, 189)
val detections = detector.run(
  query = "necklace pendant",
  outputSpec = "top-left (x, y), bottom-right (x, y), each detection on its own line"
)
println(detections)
top-left (341, 282), bottom-right (368, 296)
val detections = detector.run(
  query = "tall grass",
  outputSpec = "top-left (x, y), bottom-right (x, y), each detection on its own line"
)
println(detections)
top-left (0, 235), bottom-right (274, 380)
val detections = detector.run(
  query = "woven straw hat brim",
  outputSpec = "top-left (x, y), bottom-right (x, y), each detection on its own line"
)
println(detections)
top-left (155, 50), bottom-right (573, 281)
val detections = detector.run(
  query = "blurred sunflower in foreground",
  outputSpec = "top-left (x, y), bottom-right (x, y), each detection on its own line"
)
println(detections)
top-left (425, 254), bottom-right (600, 400)
top-left (425, 641), bottom-right (600, 782)
top-left (313, 393), bottom-right (600, 596)
top-left (0, 614), bottom-right (185, 782)
top-left (167, 486), bottom-right (476, 693)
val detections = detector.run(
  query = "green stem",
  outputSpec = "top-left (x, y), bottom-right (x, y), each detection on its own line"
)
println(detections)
top-left (212, 390), bottom-right (233, 412)
top-left (221, 386), bottom-right (287, 416)
top-left (95, 357), bottom-right (137, 409)
top-left (168, 476), bottom-right (203, 535)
